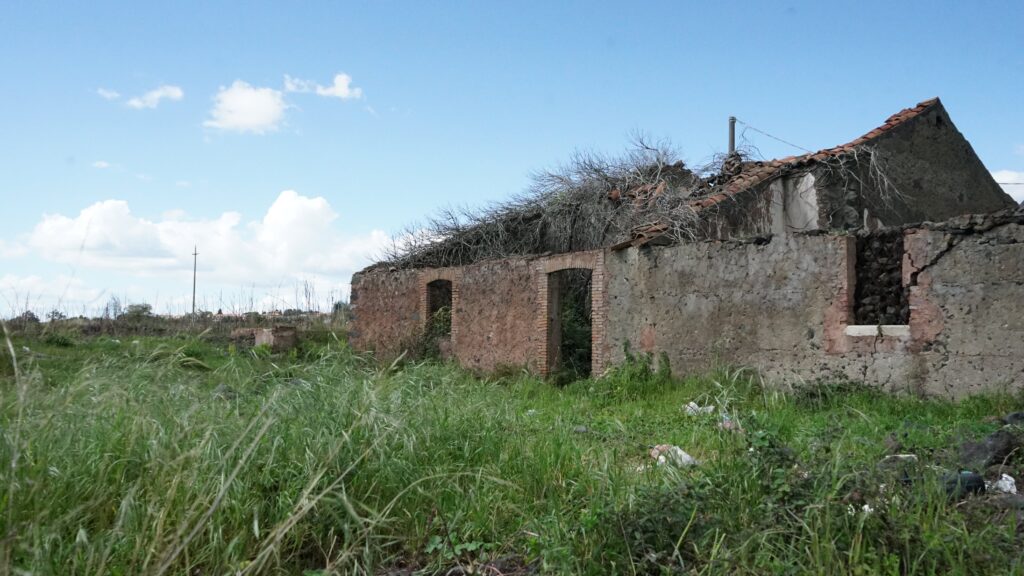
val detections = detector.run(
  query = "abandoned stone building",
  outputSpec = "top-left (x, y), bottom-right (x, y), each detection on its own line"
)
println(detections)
top-left (350, 98), bottom-right (1023, 398)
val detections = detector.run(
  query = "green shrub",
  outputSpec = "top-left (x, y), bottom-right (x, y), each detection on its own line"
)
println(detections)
top-left (578, 341), bottom-right (675, 401)
top-left (43, 333), bottom-right (75, 348)
top-left (612, 484), bottom-right (705, 572)
top-left (251, 342), bottom-right (272, 359)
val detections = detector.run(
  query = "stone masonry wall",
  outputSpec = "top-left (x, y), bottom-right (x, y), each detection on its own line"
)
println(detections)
top-left (451, 258), bottom-right (540, 372)
top-left (899, 220), bottom-right (1024, 396)
top-left (604, 235), bottom-right (846, 378)
top-left (352, 213), bottom-right (1024, 398)
top-left (603, 217), bottom-right (1024, 398)
top-left (349, 267), bottom-right (422, 359)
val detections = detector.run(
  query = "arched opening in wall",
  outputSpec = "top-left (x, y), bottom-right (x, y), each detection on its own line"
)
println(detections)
top-left (426, 279), bottom-right (453, 339)
top-left (547, 268), bottom-right (593, 381)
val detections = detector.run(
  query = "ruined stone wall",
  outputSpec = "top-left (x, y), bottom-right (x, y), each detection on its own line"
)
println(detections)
top-left (603, 235), bottom-right (845, 377)
top-left (350, 251), bottom-right (608, 374)
top-left (603, 217), bottom-right (1024, 398)
top-left (900, 220), bottom-right (1024, 396)
top-left (694, 186), bottom-right (775, 240)
top-left (349, 267), bottom-right (422, 359)
top-left (452, 258), bottom-right (540, 372)
top-left (353, 212), bottom-right (1024, 398)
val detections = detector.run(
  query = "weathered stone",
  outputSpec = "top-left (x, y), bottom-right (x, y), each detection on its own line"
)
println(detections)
top-left (1004, 412), bottom-right (1024, 426)
top-left (958, 429), bottom-right (1022, 470)
top-left (229, 327), bottom-right (256, 346)
top-left (988, 494), bottom-right (1024, 510)
top-left (255, 325), bottom-right (298, 353)
top-left (944, 470), bottom-right (986, 499)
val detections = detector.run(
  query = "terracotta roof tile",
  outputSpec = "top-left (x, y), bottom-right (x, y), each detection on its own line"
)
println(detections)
top-left (614, 98), bottom-right (942, 249)
top-left (695, 97), bottom-right (940, 211)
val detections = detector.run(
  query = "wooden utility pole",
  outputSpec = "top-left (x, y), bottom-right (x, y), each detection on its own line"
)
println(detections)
top-left (191, 245), bottom-right (198, 318)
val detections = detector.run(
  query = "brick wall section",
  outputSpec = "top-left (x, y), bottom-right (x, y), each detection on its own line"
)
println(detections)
top-left (349, 267), bottom-right (422, 359)
top-left (352, 221), bottom-right (1024, 398)
top-left (453, 258), bottom-right (540, 372)
top-left (351, 251), bottom-right (607, 376)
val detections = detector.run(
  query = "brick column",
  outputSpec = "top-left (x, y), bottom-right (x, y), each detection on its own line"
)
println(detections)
top-left (591, 250), bottom-right (607, 375)
top-left (535, 264), bottom-right (551, 375)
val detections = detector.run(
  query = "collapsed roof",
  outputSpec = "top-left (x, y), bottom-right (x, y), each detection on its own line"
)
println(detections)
top-left (379, 98), bottom-right (1011, 270)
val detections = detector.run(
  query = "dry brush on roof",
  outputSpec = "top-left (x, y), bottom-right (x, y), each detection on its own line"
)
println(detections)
top-left (378, 131), bottom-right (906, 270)
top-left (381, 137), bottom-right (752, 269)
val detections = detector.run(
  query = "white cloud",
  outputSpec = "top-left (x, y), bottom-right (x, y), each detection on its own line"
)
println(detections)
top-left (126, 85), bottom-right (184, 109)
top-left (204, 81), bottom-right (286, 134)
top-left (316, 73), bottom-right (363, 100)
top-left (5, 191), bottom-right (387, 314)
top-left (0, 240), bottom-right (27, 258)
top-left (992, 170), bottom-right (1024, 202)
top-left (284, 73), bottom-right (362, 100)
top-left (96, 88), bottom-right (120, 100)
top-left (283, 75), bottom-right (316, 93)
top-left (26, 191), bottom-right (387, 284)
top-left (92, 160), bottom-right (111, 169)
top-left (0, 274), bottom-right (105, 316)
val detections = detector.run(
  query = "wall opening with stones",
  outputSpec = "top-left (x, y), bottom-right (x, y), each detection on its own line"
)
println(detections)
top-left (545, 268), bottom-right (593, 379)
top-left (426, 279), bottom-right (453, 337)
top-left (852, 231), bottom-right (909, 325)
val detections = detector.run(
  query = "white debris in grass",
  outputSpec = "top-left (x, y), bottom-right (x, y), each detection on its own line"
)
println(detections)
top-left (683, 401), bottom-right (716, 416)
top-left (987, 474), bottom-right (1017, 494)
top-left (650, 444), bottom-right (698, 467)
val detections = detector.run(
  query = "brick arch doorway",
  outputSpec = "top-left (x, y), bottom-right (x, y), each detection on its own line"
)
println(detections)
top-left (536, 252), bottom-right (606, 379)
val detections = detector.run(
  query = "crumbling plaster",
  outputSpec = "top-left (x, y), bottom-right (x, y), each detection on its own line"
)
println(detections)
top-left (351, 214), bottom-right (1024, 398)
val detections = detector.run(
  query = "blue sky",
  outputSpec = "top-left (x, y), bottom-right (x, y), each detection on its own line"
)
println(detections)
top-left (2, 1), bottom-right (1023, 315)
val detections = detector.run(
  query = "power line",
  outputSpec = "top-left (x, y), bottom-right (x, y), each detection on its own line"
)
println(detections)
top-left (736, 119), bottom-right (1024, 188)
top-left (733, 118), bottom-right (814, 154)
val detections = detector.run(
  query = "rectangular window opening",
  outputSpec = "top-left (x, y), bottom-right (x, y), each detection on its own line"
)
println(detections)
top-left (852, 231), bottom-right (909, 326)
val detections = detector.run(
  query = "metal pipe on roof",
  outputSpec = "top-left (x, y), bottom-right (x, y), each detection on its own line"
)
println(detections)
top-left (728, 116), bottom-right (736, 154)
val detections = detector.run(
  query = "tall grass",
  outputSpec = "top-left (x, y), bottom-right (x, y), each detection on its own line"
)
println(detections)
top-left (1, 336), bottom-right (1023, 574)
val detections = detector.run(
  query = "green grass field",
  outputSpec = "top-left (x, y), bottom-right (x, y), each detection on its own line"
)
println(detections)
top-left (2, 329), bottom-right (1023, 575)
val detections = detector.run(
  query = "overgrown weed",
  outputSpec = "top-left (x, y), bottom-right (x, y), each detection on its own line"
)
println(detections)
top-left (1, 333), bottom-right (1023, 574)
